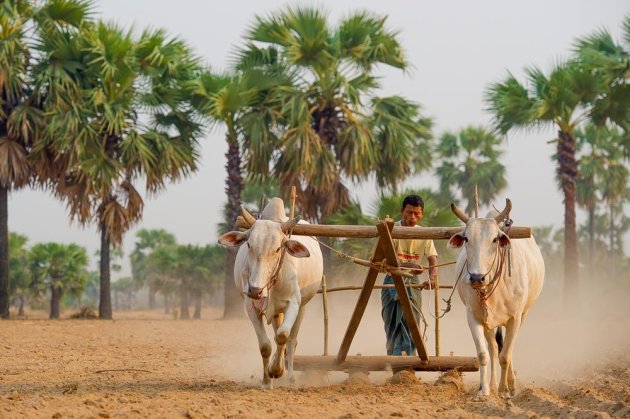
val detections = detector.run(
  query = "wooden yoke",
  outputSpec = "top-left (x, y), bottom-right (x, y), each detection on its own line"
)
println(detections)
top-left (336, 219), bottom-right (429, 364)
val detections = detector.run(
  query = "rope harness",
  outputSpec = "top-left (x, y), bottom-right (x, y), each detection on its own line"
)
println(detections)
top-left (248, 245), bottom-right (287, 319)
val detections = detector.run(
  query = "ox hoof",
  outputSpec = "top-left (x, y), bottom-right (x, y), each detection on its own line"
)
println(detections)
top-left (262, 381), bottom-right (273, 390)
top-left (499, 389), bottom-right (515, 400)
top-left (476, 389), bottom-right (491, 398)
top-left (268, 365), bottom-right (285, 379)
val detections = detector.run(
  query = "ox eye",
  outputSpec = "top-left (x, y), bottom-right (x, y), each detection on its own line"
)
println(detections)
top-left (492, 237), bottom-right (498, 243)
top-left (275, 247), bottom-right (281, 253)
top-left (246, 242), bottom-right (250, 248)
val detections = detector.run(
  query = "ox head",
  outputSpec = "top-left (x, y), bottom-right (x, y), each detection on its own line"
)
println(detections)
top-left (218, 206), bottom-right (310, 299)
top-left (448, 199), bottom-right (512, 289)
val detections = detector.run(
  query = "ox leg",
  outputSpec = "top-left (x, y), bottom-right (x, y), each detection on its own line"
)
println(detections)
top-left (286, 306), bottom-right (306, 385)
top-left (484, 327), bottom-right (499, 394)
top-left (499, 317), bottom-right (521, 398)
top-left (270, 300), bottom-right (300, 379)
top-left (467, 312), bottom-right (490, 397)
top-left (269, 313), bottom-right (287, 379)
top-left (245, 300), bottom-right (273, 388)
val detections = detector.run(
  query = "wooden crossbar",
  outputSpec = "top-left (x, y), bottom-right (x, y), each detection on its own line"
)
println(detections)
top-left (287, 224), bottom-right (531, 239)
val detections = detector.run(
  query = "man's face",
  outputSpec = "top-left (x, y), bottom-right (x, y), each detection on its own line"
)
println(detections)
top-left (401, 204), bottom-right (423, 227)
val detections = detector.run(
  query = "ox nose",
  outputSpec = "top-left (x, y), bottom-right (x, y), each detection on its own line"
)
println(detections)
top-left (247, 287), bottom-right (263, 299)
top-left (469, 273), bottom-right (486, 283)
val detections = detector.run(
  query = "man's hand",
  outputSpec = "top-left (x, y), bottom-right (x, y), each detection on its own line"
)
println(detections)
top-left (400, 262), bottom-right (423, 276)
top-left (421, 279), bottom-right (435, 290)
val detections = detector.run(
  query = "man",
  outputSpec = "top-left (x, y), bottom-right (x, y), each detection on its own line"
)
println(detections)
top-left (381, 194), bottom-right (438, 356)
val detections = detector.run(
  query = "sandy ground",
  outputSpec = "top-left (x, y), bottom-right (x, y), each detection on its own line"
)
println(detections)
top-left (1, 281), bottom-right (630, 418)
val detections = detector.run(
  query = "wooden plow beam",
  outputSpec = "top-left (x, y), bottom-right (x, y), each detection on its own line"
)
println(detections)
top-left (294, 355), bottom-right (479, 372)
top-left (290, 218), bottom-right (522, 373)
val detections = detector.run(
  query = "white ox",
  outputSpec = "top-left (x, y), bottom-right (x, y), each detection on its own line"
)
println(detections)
top-left (218, 198), bottom-right (323, 388)
top-left (448, 199), bottom-right (545, 398)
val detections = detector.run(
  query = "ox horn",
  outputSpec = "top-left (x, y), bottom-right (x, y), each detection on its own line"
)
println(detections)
top-left (450, 202), bottom-right (469, 224)
top-left (240, 205), bottom-right (257, 227)
top-left (281, 216), bottom-right (300, 233)
top-left (494, 198), bottom-right (512, 222)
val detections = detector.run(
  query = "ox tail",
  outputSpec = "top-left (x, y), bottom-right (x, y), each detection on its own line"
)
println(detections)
top-left (495, 327), bottom-right (504, 354)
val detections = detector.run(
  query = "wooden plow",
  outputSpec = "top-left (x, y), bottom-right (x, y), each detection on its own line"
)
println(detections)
top-left (281, 219), bottom-right (532, 374)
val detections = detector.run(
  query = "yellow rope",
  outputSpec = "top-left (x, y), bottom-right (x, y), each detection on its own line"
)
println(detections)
top-left (310, 235), bottom-right (457, 272)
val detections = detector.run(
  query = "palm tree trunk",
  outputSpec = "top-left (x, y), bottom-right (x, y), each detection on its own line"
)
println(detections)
top-left (223, 121), bottom-right (244, 319)
top-left (99, 224), bottom-right (113, 319)
top-left (179, 283), bottom-right (190, 319)
top-left (0, 185), bottom-right (9, 318)
top-left (164, 293), bottom-right (170, 314)
top-left (50, 285), bottom-right (61, 319)
top-left (609, 204), bottom-right (615, 279)
top-left (193, 291), bottom-right (202, 319)
top-left (18, 294), bottom-right (24, 317)
top-left (149, 284), bottom-right (156, 309)
top-left (558, 130), bottom-right (579, 306)
top-left (588, 206), bottom-right (595, 277)
top-left (609, 204), bottom-right (614, 252)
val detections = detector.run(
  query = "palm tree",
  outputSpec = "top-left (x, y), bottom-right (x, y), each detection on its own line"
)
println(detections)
top-left (189, 70), bottom-right (268, 318)
top-left (130, 229), bottom-right (176, 309)
top-left (44, 23), bottom-right (203, 319)
top-left (0, 0), bottom-right (93, 318)
top-left (598, 133), bottom-right (629, 252)
top-left (575, 125), bottom-right (606, 266)
top-left (8, 232), bottom-right (30, 316)
top-left (235, 6), bottom-right (433, 221)
top-left (486, 61), bottom-right (600, 303)
top-left (435, 126), bottom-right (507, 214)
top-left (111, 277), bottom-right (135, 310)
top-left (574, 15), bottom-right (630, 145)
top-left (29, 242), bottom-right (89, 319)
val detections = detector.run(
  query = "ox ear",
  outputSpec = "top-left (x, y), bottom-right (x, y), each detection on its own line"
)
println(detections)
top-left (284, 240), bottom-right (310, 258)
top-left (448, 232), bottom-right (466, 248)
top-left (498, 233), bottom-right (511, 249)
top-left (218, 231), bottom-right (248, 247)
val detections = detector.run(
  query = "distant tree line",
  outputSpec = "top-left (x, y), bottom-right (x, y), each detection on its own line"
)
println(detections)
top-left (1, 2), bottom-right (628, 319)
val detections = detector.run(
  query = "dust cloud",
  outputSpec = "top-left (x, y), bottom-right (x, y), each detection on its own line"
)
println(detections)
top-left (217, 269), bottom-right (630, 388)
top-left (2, 271), bottom-right (629, 418)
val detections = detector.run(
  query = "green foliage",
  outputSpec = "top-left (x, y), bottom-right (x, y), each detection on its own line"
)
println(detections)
top-left (41, 19), bottom-right (204, 246)
top-left (29, 242), bottom-right (89, 300)
top-left (435, 126), bottom-right (507, 214)
top-left (574, 15), bottom-right (630, 135)
top-left (130, 228), bottom-right (225, 310)
top-left (9, 233), bottom-right (30, 295)
top-left (233, 5), bottom-right (433, 221)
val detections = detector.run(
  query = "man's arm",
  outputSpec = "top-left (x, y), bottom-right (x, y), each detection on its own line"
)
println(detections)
top-left (422, 255), bottom-right (438, 289)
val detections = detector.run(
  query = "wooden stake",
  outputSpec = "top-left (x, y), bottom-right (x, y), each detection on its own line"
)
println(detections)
top-left (290, 186), bottom-right (297, 219)
top-left (321, 275), bottom-right (329, 356)
top-left (434, 274), bottom-right (440, 356)
top-left (474, 185), bottom-right (479, 218)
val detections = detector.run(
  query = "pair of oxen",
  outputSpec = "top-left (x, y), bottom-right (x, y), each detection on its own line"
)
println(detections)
top-left (219, 198), bottom-right (544, 397)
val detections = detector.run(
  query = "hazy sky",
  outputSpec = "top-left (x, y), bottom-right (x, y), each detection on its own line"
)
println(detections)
top-left (9, 1), bottom-right (629, 276)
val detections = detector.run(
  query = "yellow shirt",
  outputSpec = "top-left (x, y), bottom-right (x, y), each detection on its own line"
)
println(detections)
top-left (393, 221), bottom-right (438, 265)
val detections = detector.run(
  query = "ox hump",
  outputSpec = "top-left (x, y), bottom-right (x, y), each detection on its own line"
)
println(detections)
top-left (261, 197), bottom-right (289, 222)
